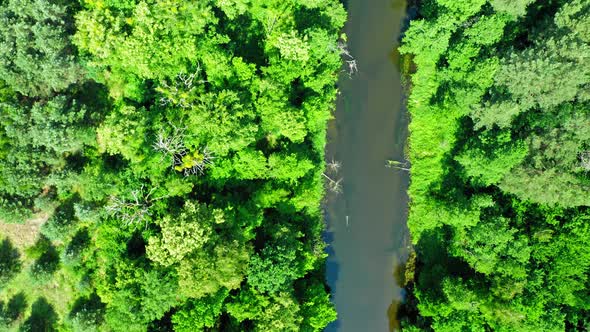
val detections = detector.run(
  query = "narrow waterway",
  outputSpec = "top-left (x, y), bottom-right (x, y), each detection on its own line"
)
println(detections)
top-left (325, 1), bottom-right (409, 331)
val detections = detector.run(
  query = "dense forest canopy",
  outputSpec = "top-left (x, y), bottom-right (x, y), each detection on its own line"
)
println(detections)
top-left (400, 0), bottom-right (590, 330)
top-left (0, 0), bottom-right (347, 330)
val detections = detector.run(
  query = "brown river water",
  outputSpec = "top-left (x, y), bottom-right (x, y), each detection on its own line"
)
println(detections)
top-left (324, 0), bottom-right (409, 331)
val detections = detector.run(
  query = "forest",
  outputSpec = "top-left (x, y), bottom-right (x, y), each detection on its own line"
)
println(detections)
top-left (399, 0), bottom-right (590, 330)
top-left (0, 0), bottom-right (347, 330)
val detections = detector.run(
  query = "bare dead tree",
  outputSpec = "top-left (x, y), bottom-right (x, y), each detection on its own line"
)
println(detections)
top-left (326, 158), bottom-right (341, 174)
top-left (159, 64), bottom-right (206, 108)
top-left (106, 186), bottom-right (170, 226)
top-left (322, 172), bottom-right (343, 194)
top-left (153, 125), bottom-right (188, 167)
top-left (386, 159), bottom-right (410, 172)
top-left (152, 125), bottom-right (214, 177)
top-left (337, 41), bottom-right (353, 60)
top-left (336, 40), bottom-right (358, 77)
top-left (179, 148), bottom-right (215, 177)
top-left (346, 59), bottom-right (358, 77)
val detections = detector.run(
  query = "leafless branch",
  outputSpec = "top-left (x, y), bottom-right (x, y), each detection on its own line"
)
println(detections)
top-left (326, 158), bottom-right (341, 174)
top-left (106, 185), bottom-right (170, 226)
top-left (180, 148), bottom-right (215, 177)
top-left (322, 173), bottom-right (343, 194)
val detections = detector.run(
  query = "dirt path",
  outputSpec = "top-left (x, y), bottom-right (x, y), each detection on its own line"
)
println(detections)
top-left (0, 214), bottom-right (48, 249)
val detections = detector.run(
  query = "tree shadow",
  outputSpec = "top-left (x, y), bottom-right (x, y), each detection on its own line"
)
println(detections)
top-left (0, 238), bottom-right (22, 284)
top-left (20, 297), bottom-right (57, 332)
top-left (294, 7), bottom-right (337, 34)
top-left (0, 292), bottom-right (27, 324)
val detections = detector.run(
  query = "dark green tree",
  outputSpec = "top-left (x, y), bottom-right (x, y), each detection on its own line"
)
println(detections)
top-left (0, 0), bottom-right (84, 96)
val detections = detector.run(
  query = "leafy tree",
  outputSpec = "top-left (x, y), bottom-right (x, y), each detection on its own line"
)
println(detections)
top-left (451, 217), bottom-right (530, 279)
top-left (0, 0), bottom-right (344, 330)
top-left (248, 244), bottom-right (301, 293)
top-left (146, 201), bottom-right (220, 267)
top-left (178, 239), bottom-right (250, 299)
top-left (30, 241), bottom-right (60, 282)
top-left (0, 0), bottom-right (84, 96)
top-left (0, 96), bottom-right (95, 221)
top-left (399, 0), bottom-right (590, 330)
top-left (74, 0), bottom-right (215, 99)
top-left (171, 289), bottom-right (228, 331)
top-left (297, 278), bottom-right (337, 331)
top-left (20, 297), bottom-right (58, 332)
top-left (68, 293), bottom-right (106, 332)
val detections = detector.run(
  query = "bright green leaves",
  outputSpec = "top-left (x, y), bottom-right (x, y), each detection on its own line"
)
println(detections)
top-left (248, 244), bottom-right (300, 293)
top-left (146, 202), bottom-right (219, 267)
top-left (171, 289), bottom-right (229, 331)
top-left (0, 0), bottom-right (344, 330)
top-left (75, 0), bottom-right (215, 99)
top-left (177, 239), bottom-right (250, 299)
top-left (227, 288), bottom-right (303, 332)
top-left (451, 218), bottom-right (531, 279)
top-left (0, 0), bottom-right (84, 96)
top-left (146, 201), bottom-right (250, 300)
top-left (455, 130), bottom-right (528, 186)
top-left (435, 0), bottom-right (486, 20)
top-left (256, 80), bottom-right (308, 143)
top-left (186, 90), bottom-right (258, 156)
top-left (97, 104), bottom-right (147, 163)
top-left (464, 15), bottom-right (509, 46)
top-left (401, 0), bottom-right (590, 330)
top-left (298, 278), bottom-right (337, 331)
top-left (271, 31), bottom-right (311, 62)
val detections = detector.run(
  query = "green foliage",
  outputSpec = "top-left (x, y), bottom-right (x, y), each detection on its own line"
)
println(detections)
top-left (74, 0), bottom-right (215, 99)
top-left (297, 278), bottom-right (337, 331)
top-left (0, 95), bottom-right (95, 221)
top-left (177, 239), bottom-right (250, 299)
top-left (0, 0), bottom-right (344, 330)
top-left (146, 202), bottom-right (219, 267)
top-left (20, 297), bottom-right (58, 332)
top-left (400, 0), bottom-right (590, 330)
top-left (68, 293), bottom-right (106, 331)
top-left (41, 198), bottom-right (79, 242)
top-left (171, 289), bottom-right (228, 331)
top-left (0, 0), bottom-right (84, 96)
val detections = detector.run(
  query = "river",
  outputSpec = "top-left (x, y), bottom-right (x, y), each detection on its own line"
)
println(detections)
top-left (324, 0), bottom-right (409, 331)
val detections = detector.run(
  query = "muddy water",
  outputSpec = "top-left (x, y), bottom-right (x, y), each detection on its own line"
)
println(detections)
top-left (324, 1), bottom-right (409, 331)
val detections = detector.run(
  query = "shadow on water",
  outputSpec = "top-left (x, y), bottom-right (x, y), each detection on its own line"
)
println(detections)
top-left (324, 0), bottom-right (410, 331)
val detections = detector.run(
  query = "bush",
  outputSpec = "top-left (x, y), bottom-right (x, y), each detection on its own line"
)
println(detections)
top-left (41, 198), bottom-right (78, 242)
top-left (68, 293), bottom-right (106, 331)
top-left (30, 240), bottom-right (60, 282)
